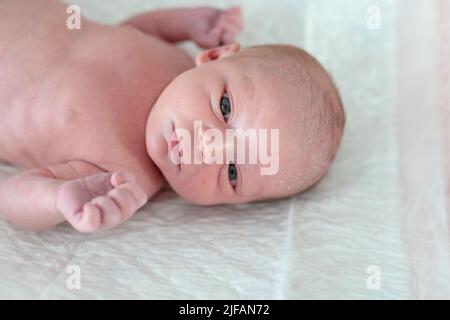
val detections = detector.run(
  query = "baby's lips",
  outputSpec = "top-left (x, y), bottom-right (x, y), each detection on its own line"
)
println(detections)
top-left (168, 130), bottom-right (184, 162)
top-left (169, 130), bottom-right (180, 151)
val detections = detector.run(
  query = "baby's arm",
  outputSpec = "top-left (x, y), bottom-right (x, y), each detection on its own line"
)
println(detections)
top-left (122, 6), bottom-right (243, 49)
top-left (0, 161), bottom-right (147, 232)
top-left (0, 167), bottom-right (65, 231)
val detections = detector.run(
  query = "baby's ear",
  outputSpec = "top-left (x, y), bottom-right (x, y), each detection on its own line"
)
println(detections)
top-left (195, 43), bottom-right (240, 66)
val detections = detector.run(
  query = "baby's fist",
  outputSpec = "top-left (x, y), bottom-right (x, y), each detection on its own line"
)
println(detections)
top-left (56, 172), bottom-right (148, 233)
top-left (189, 6), bottom-right (243, 49)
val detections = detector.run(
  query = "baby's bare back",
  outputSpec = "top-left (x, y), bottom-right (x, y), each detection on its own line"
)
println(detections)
top-left (0, 0), bottom-right (193, 193)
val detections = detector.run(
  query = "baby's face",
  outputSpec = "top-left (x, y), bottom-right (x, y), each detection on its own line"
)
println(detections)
top-left (146, 44), bottom-right (300, 205)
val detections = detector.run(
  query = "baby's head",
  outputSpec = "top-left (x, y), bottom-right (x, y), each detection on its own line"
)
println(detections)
top-left (146, 43), bottom-right (345, 205)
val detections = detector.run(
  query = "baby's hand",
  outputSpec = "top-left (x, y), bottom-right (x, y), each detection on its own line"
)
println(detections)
top-left (56, 172), bottom-right (148, 233)
top-left (189, 6), bottom-right (243, 49)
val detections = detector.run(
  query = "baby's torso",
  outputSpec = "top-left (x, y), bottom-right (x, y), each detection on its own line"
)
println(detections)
top-left (0, 0), bottom-right (194, 195)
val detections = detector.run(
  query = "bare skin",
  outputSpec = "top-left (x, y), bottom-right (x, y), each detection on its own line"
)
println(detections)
top-left (0, 0), bottom-right (242, 232)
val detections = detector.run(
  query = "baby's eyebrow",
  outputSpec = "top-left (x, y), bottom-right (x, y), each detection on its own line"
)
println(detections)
top-left (240, 73), bottom-right (255, 101)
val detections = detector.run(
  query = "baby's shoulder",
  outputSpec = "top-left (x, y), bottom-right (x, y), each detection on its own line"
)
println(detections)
top-left (65, 24), bottom-right (193, 103)
top-left (77, 24), bottom-right (193, 71)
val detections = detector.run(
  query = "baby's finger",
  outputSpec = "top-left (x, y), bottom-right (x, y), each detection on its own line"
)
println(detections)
top-left (77, 202), bottom-right (102, 233)
top-left (111, 172), bottom-right (136, 188)
top-left (108, 188), bottom-right (138, 221)
top-left (200, 26), bottom-right (222, 47)
top-left (221, 31), bottom-right (239, 46)
top-left (224, 7), bottom-right (244, 29)
top-left (226, 6), bottom-right (241, 16)
top-left (117, 182), bottom-right (148, 207)
top-left (217, 20), bottom-right (241, 37)
top-left (91, 196), bottom-right (122, 227)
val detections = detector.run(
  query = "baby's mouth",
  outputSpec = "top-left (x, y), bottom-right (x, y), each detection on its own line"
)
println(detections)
top-left (169, 136), bottom-right (179, 152)
top-left (169, 122), bottom-right (180, 151)
top-left (168, 122), bottom-right (183, 170)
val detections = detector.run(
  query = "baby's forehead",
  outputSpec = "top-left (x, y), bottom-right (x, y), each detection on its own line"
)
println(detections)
top-left (225, 49), bottom-right (313, 141)
top-left (234, 75), bottom-right (304, 127)
top-left (231, 51), bottom-right (311, 94)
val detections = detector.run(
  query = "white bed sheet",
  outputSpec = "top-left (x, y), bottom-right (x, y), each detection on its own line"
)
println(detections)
top-left (0, 0), bottom-right (449, 299)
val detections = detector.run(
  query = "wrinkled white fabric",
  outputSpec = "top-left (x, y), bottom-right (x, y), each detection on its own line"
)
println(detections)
top-left (0, 0), bottom-right (448, 299)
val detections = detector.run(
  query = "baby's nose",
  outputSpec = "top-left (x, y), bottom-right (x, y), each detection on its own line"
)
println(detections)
top-left (198, 127), bottom-right (233, 164)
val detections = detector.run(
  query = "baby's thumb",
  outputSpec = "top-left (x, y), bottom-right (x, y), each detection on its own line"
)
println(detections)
top-left (111, 172), bottom-right (136, 187)
top-left (227, 6), bottom-right (241, 14)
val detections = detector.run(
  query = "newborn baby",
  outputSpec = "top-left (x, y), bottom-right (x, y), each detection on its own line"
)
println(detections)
top-left (0, 0), bottom-right (345, 232)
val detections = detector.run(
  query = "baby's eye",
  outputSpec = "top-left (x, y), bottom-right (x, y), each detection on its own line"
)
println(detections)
top-left (220, 93), bottom-right (232, 122)
top-left (228, 163), bottom-right (237, 188)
